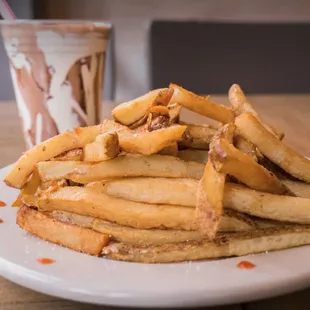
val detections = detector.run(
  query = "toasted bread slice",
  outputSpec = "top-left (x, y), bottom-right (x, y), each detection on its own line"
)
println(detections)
top-left (17, 206), bottom-right (110, 256)
top-left (103, 225), bottom-right (310, 263)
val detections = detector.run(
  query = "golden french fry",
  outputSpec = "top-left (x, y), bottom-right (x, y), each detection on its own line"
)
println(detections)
top-left (212, 138), bottom-right (287, 194)
top-left (37, 155), bottom-right (205, 183)
top-left (254, 218), bottom-right (290, 229)
top-left (83, 132), bottom-right (119, 162)
top-left (103, 225), bottom-right (310, 263)
top-left (129, 103), bottom-right (181, 130)
top-left (229, 84), bottom-right (284, 139)
top-left (50, 210), bottom-right (209, 245)
top-left (5, 125), bottom-right (100, 189)
top-left (112, 89), bottom-right (161, 125)
top-left (281, 179), bottom-right (310, 199)
top-left (168, 103), bottom-right (182, 124)
top-left (12, 169), bottom-right (41, 207)
top-left (128, 114), bottom-right (149, 130)
top-left (158, 143), bottom-right (178, 156)
top-left (179, 124), bottom-right (217, 149)
top-left (92, 219), bottom-right (206, 245)
top-left (196, 124), bottom-right (235, 239)
top-left (112, 88), bottom-right (173, 125)
top-left (235, 112), bottom-right (310, 182)
top-left (224, 183), bottom-right (310, 224)
top-left (169, 84), bottom-right (234, 123)
top-left (17, 206), bottom-right (110, 256)
top-left (234, 134), bottom-right (258, 161)
top-left (51, 210), bottom-right (94, 228)
top-left (86, 178), bottom-right (198, 207)
top-left (38, 186), bottom-right (255, 232)
top-left (120, 125), bottom-right (186, 155)
top-left (101, 120), bottom-right (186, 155)
top-left (146, 112), bottom-right (170, 132)
top-left (11, 195), bottom-right (23, 208)
top-left (37, 179), bottom-right (68, 198)
top-left (196, 162), bottom-right (225, 238)
top-left (177, 149), bottom-right (209, 164)
top-left (51, 148), bottom-right (83, 161)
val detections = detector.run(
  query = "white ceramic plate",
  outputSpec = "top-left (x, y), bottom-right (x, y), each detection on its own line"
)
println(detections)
top-left (1, 164), bottom-right (310, 308)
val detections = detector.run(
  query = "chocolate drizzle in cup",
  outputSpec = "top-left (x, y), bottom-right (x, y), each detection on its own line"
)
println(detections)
top-left (1, 21), bottom-right (110, 149)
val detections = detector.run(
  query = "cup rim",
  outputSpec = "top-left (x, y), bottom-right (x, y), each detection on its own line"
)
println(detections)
top-left (0, 19), bottom-right (112, 31)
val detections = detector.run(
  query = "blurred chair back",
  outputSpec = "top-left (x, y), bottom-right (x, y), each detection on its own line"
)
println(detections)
top-left (150, 21), bottom-right (310, 94)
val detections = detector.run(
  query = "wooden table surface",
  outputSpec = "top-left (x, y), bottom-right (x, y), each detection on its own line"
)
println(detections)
top-left (1, 95), bottom-right (310, 310)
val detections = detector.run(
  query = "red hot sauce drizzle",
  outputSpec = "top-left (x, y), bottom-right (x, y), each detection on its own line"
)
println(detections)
top-left (36, 258), bottom-right (56, 265)
top-left (0, 201), bottom-right (6, 207)
top-left (0, 219), bottom-right (3, 224)
top-left (237, 260), bottom-right (256, 269)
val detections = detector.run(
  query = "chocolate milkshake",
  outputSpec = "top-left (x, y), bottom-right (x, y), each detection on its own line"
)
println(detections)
top-left (1, 20), bottom-right (110, 148)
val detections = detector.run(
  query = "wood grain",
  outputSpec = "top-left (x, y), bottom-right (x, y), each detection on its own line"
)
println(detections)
top-left (1, 95), bottom-right (310, 309)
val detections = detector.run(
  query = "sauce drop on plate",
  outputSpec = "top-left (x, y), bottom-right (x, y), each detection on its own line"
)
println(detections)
top-left (237, 260), bottom-right (256, 269)
top-left (0, 219), bottom-right (3, 224)
top-left (36, 258), bottom-right (55, 265)
top-left (0, 201), bottom-right (6, 207)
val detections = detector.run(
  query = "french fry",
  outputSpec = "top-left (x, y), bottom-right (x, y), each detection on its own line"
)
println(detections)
top-left (5, 125), bottom-right (100, 188)
top-left (92, 220), bottom-right (205, 245)
top-left (112, 88), bottom-right (173, 125)
top-left (38, 186), bottom-right (256, 232)
top-left (83, 132), bottom-right (119, 162)
top-left (129, 103), bottom-right (181, 130)
top-left (120, 125), bottom-right (186, 155)
top-left (86, 178), bottom-right (198, 207)
top-left (229, 84), bottom-right (284, 139)
top-left (254, 218), bottom-right (290, 229)
top-left (158, 143), bottom-right (178, 156)
top-left (145, 106), bottom-right (170, 131)
top-left (103, 225), bottom-right (310, 263)
top-left (51, 210), bottom-right (94, 228)
top-left (51, 148), bottom-right (83, 161)
top-left (38, 179), bottom-right (68, 193)
top-left (101, 119), bottom-right (186, 155)
top-left (17, 206), bottom-right (110, 256)
top-left (196, 162), bottom-right (225, 238)
top-left (212, 137), bottom-right (288, 194)
top-left (52, 210), bottom-right (255, 245)
top-left (224, 183), bottom-right (310, 224)
top-left (12, 169), bottom-right (41, 207)
top-left (196, 123), bottom-right (235, 239)
top-left (235, 112), bottom-right (310, 182)
top-left (169, 84), bottom-right (234, 123)
top-left (281, 179), bottom-right (310, 199)
top-left (37, 155), bottom-right (205, 183)
top-left (178, 124), bottom-right (217, 149)
top-left (11, 195), bottom-right (23, 208)
top-left (168, 103), bottom-right (182, 124)
top-left (177, 149), bottom-right (209, 164)
top-left (234, 134), bottom-right (258, 161)
top-left (50, 211), bottom-right (207, 245)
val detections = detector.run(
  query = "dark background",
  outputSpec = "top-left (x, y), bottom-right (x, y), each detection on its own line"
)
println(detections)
top-left (151, 21), bottom-right (310, 94)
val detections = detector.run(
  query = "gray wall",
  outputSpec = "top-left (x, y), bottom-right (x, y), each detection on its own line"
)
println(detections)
top-left (2, 0), bottom-right (310, 101)
top-left (37, 0), bottom-right (310, 101)
top-left (0, 0), bottom-right (33, 100)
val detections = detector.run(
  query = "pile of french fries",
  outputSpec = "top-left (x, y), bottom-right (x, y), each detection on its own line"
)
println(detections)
top-left (6, 84), bottom-right (310, 263)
